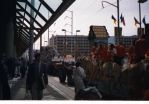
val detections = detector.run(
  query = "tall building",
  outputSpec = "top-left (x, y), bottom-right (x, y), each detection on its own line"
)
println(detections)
top-left (108, 35), bottom-right (139, 49)
top-left (49, 35), bottom-right (90, 55)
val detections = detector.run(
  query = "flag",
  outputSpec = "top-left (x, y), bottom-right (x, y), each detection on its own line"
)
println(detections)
top-left (120, 13), bottom-right (125, 26)
top-left (120, 14), bottom-right (123, 23)
top-left (111, 15), bottom-right (117, 24)
top-left (134, 17), bottom-right (140, 26)
top-left (142, 16), bottom-right (146, 26)
top-left (122, 17), bottom-right (125, 26)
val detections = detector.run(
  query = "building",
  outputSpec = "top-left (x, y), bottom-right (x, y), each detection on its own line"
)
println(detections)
top-left (108, 35), bottom-right (139, 49)
top-left (108, 36), bottom-right (115, 45)
top-left (49, 35), bottom-right (90, 55)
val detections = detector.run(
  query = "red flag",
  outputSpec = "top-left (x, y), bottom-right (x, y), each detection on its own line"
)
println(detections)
top-left (122, 16), bottom-right (125, 26)
top-left (120, 13), bottom-right (125, 26)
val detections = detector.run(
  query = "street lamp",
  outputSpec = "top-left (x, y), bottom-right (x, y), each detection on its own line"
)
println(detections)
top-left (76, 30), bottom-right (80, 43)
top-left (138, 0), bottom-right (148, 35)
top-left (74, 30), bottom-right (80, 58)
top-left (62, 29), bottom-right (67, 54)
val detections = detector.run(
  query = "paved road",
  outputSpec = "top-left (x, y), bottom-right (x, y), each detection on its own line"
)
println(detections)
top-left (9, 75), bottom-right (75, 100)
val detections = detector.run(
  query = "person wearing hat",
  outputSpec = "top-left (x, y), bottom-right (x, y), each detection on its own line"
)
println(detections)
top-left (26, 53), bottom-right (48, 100)
top-left (0, 53), bottom-right (11, 100)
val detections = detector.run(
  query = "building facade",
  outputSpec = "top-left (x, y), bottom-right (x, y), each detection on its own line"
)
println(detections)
top-left (49, 35), bottom-right (90, 55)
top-left (108, 35), bottom-right (139, 49)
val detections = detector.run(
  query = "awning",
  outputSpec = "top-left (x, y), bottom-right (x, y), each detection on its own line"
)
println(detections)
top-left (14, 0), bottom-right (75, 57)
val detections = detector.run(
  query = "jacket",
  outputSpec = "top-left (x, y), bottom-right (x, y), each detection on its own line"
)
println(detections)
top-left (26, 62), bottom-right (48, 90)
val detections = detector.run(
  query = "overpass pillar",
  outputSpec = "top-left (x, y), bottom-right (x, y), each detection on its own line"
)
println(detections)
top-left (5, 22), bottom-right (14, 59)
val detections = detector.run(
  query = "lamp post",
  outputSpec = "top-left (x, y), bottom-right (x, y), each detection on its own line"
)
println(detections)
top-left (74, 30), bottom-right (80, 59)
top-left (76, 30), bottom-right (80, 43)
top-left (62, 29), bottom-right (67, 54)
top-left (138, 0), bottom-right (148, 35)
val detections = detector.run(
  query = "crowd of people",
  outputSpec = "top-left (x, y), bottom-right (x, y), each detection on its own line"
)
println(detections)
top-left (0, 53), bottom-right (28, 100)
top-left (73, 34), bottom-right (149, 100)
top-left (91, 34), bottom-right (148, 66)
top-left (0, 51), bottom-right (48, 100)
top-left (0, 34), bottom-right (149, 100)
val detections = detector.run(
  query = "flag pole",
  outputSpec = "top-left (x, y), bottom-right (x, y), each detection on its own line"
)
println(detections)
top-left (139, 2), bottom-right (142, 35)
top-left (117, 0), bottom-right (120, 44)
top-left (102, 0), bottom-right (120, 44)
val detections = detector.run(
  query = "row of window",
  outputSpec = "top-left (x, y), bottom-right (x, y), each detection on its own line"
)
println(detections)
top-left (57, 45), bottom-right (89, 47)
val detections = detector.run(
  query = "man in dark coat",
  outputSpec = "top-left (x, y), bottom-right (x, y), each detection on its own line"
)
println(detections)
top-left (26, 53), bottom-right (48, 100)
top-left (0, 53), bottom-right (11, 100)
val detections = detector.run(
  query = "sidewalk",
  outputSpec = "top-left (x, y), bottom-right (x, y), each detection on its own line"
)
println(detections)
top-left (9, 76), bottom-right (75, 100)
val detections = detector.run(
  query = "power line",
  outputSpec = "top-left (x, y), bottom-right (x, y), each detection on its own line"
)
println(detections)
top-left (74, 0), bottom-right (98, 19)
top-left (74, 1), bottom-right (118, 29)
top-left (72, 0), bottom-right (86, 11)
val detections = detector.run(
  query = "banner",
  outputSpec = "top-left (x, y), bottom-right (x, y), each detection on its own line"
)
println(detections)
top-left (114, 27), bottom-right (122, 37)
top-left (137, 28), bottom-right (144, 37)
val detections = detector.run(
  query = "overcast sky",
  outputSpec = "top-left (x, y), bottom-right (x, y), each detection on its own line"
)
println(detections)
top-left (34, 0), bottom-right (149, 49)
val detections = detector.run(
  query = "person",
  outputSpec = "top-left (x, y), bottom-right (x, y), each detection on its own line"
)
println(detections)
top-left (98, 44), bottom-right (107, 64)
top-left (12, 58), bottom-right (17, 78)
top-left (0, 53), bottom-right (11, 100)
top-left (75, 86), bottom-right (102, 100)
top-left (106, 44), bottom-right (114, 62)
top-left (135, 34), bottom-right (148, 62)
top-left (115, 43), bottom-right (127, 66)
top-left (91, 42), bottom-right (99, 65)
top-left (141, 49), bottom-right (149, 63)
top-left (6, 57), bottom-right (13, 79)
top-left (127, 39), bottom-right (137, 64)
top-left (16, 59), bottom-right (21, 76)
top-left (20, 58), bottom-right (26, 78)
top-left (143, 89), bottom-right (149, 100)
top-left (73, 62), bottom-right (86, 96)
top-left (110, 43), bottom-right (117, 62)
top-left (26, 53), bottom-right (48, 100)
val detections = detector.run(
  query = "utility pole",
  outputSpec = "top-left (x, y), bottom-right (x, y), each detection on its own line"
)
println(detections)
top-left (71, 11), bottom-right (73, 54)
top-left (139, 2), bottom-right (142, 35)
top-left (65, 10), bottom-right (73, 53)
top-left (102, 0), bottom-right (120, 43)
top-left (117, 0), bottom-right (120, 43)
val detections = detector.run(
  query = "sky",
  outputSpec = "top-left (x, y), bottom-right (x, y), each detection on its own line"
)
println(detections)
top-left (34, 0), bottom-right (149, 49)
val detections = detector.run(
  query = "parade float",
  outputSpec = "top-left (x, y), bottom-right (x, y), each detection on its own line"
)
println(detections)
top-left (77, 25), bottom-right (149, 100)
